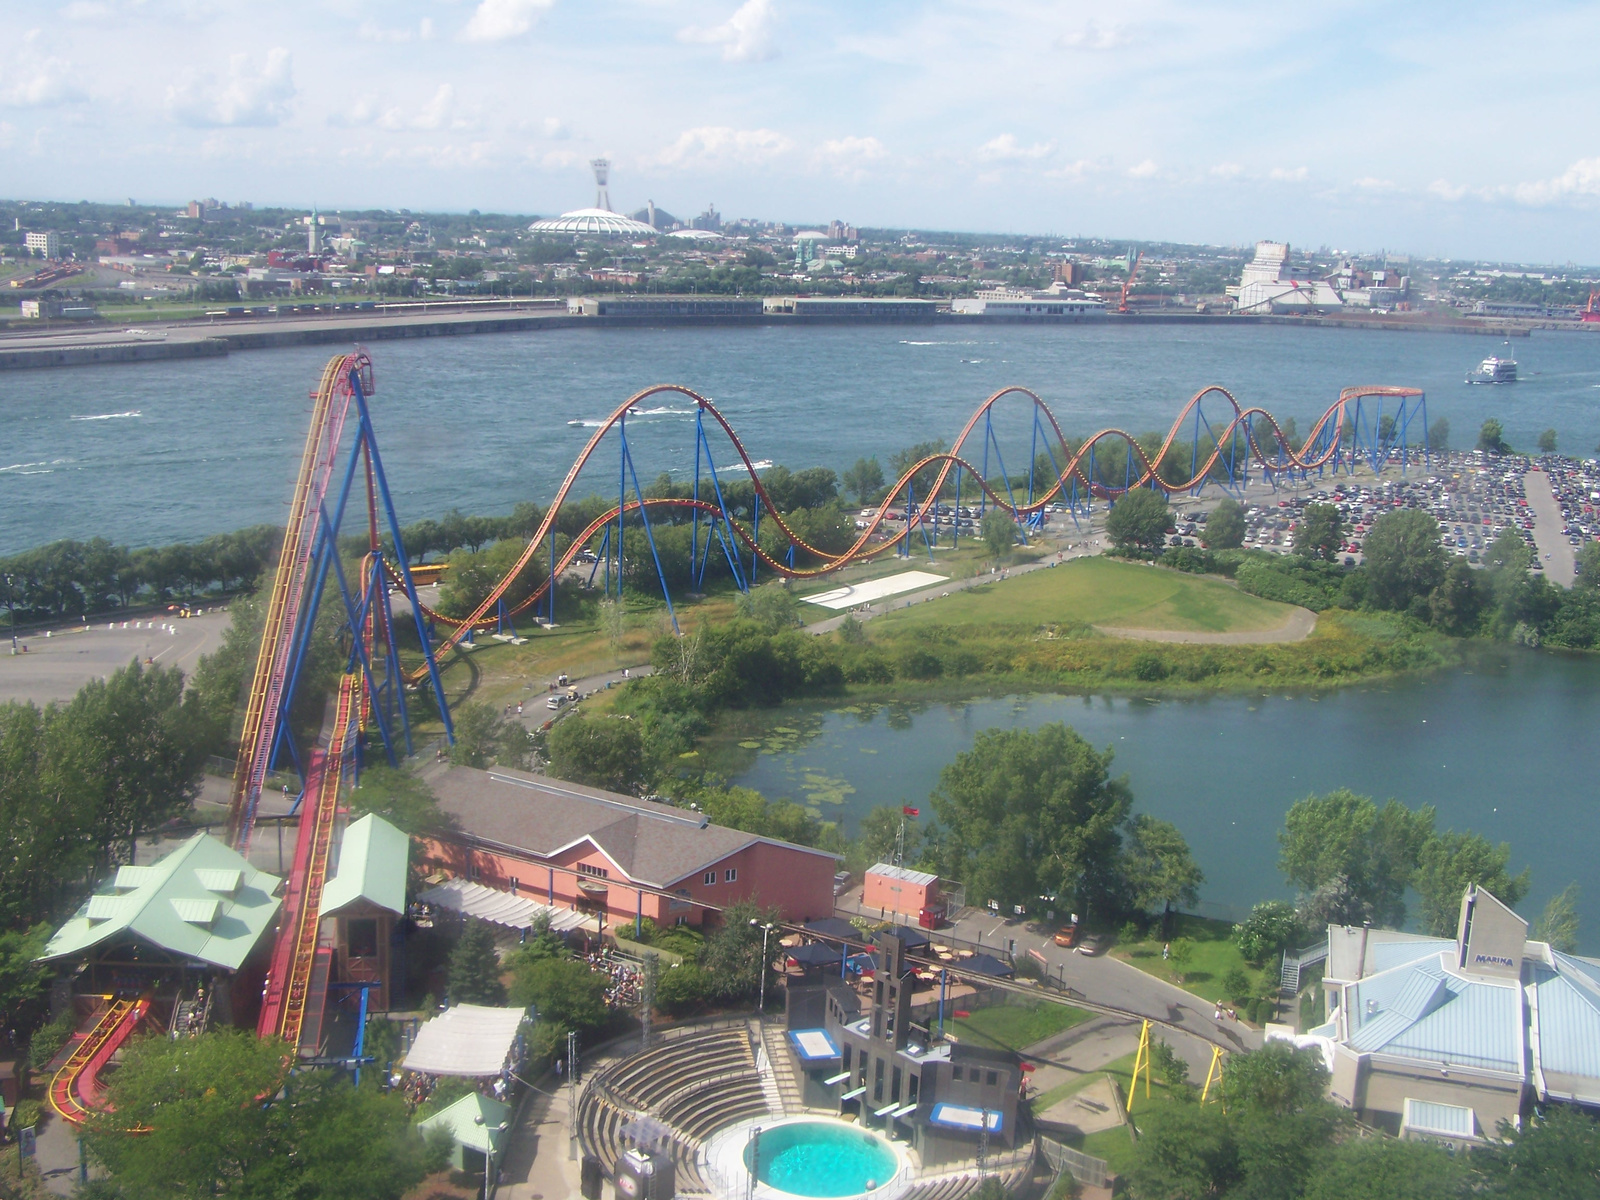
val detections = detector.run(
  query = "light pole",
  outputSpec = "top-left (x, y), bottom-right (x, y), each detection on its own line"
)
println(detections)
top-left (750, 920), bottom-right (776, 1019)
top-left (474, 1115), bottom-right (509, 1200)
top-left (3, 574), bottom-right (16, 654)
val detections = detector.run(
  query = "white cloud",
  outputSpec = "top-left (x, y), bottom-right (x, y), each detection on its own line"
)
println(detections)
top-left (1127, 159), bottom-right (1159, 178)
top-left (460, 0), bottom-right (555, 43)
top-left (1044, 158), bottom-right (1103, 181)
top-left (813, 135), bottom-right (885, 179)
top-left (542, 116), bottom-right (569, 139)
top-left (1, 57), bottom-right (85, 107)
top-left (165, 49), bottom-right (295, 127)
top-left (656, 125), bottom-right (793, 168)
top-left (1057, 20), bottom-right (1128, 51)
top-left (977, 133), bottom-right (1052, 162)
top-left (1209, 162), bottom-right (1242, 179)
top-left (1269, 166), bottom-right (1309, 183)
top-left (61, 2), bottom-right (111, 20)
top-left (1429, 179), bottom-right (1469, 202)
top-left (679, 0), bottom-right (779, 63)
top-left (412, 85), bottom-right (456, 131)
top-left (1512, 157), bottom-right (1600, 206)
top-left (359, 18), bottom-right (436, 43)
top-left (1352, 176), bottom-right (1396, 191)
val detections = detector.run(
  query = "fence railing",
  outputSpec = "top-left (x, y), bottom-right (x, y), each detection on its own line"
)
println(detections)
top-left (1039, 1136), bottom-right (1109, 1189)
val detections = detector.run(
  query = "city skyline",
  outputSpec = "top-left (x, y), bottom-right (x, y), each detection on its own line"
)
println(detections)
top-left (2, 1), bottom-right (1599, 262)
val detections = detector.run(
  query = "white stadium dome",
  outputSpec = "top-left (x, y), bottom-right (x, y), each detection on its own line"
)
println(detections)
top-left (528, 208), bottom-right (658, 237)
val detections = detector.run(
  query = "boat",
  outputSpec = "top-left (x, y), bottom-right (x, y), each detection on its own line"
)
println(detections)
top-left (567, 419), bottom-right (585, 426)
top-left (1466, 353), bottom-right (1517, 384)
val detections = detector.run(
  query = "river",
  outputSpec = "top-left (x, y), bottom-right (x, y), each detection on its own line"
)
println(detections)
top-left (3, 321), bottom-right (1600, 556)
top-left (720, 644), bottom-right (1600, 949)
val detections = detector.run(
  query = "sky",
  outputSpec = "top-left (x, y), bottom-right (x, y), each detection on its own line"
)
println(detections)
top-left (3, 1), bottom-right (1600, 263)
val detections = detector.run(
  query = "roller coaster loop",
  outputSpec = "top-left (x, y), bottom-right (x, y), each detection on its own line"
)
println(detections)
top-left (399, 379), bottom-right (1426, 681)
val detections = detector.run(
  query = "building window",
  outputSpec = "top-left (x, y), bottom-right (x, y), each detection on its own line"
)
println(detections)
top-left (951, 1067), bottom-right (962, 1082)
top-left (578, 863), bottom-right (609, 879)
top-left (704, 871), bottom-right (717, 886)
top-left (724, 868), bottom-right (738, 883)
top-left (891, 1066), bottom-right (901, 1103)
top-left (510, 877), bottom-right (520, 894)
top-left (346, 918), bottom-right (379, 958)
top-left (986, 1070), bottom-right (998, 1086)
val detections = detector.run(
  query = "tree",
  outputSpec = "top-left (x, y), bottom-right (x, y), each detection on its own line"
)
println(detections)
top-left (699, 900), bottom-right (781, 1002)
top-left (1487, 528), bottom-right (1533, 574)
top-left (1538, 428), bottom-right (1559, 455)
top-left (857, 804), bottom-right (921, 867)
top-left (1414, 830), bottom-right (1530, 937)
top-left (841, 457), bottom-right (885, 506)
top-left (1278, 791), bottom-right (1434, 928)
top-left (1304, 1136), bottom-right (1471, 1200)
top-left (83, 1030), bottom-right (430, 1200)
top-left (1472, 1106), bottom-right (1600, 1200)
top-left (347, 764), bottom-right (456, 836)
top-left (979, 508), bottom-right (1019, 558)
top-left (1575, 541), bottom-right (1600, 588)
top-left (1533, 883), bottom-right (1580, 953)
top-left (509, 956), bottom-right (608, 1034)
top-left (0, 923), bottom-right (52, 1042)
top-left (1222, 1040), bottom-right (1331, 1117)
top-left (1126, 1103), bottom-right (1239, 1200)
top-left (547, 714), bottom-right (649, 794)
top-left (1363, 509), bottom-right (1448, 612)
top-left (1428, 559), bottom-right (1485, 635)
top-left (1206, 498), bottom-right (1247, 549)
top-left (450, 701), bottom-right (532, 770)
top-left (736, 582), bottom-right (802, 632)
top-left (1478, 418), bottom-right (1513, 455)
top-left (1233, 900), bottom-right (1305, 965)
top-left (447, 919), bottom-right (506, 1005)
top-left (1124, 814), bottom-right (1203, 932)
top-left (1106, 487), bottom-right (1171, 552)
top-left (1295, 502), bottom-right (1344, 561)
top-left (1428, 415), bottom-right (1451, 452)
top-left (47, 659), bottom-right (207, 871)
top-left (930, 724), bottom-right (1133, 919)
top-left (1168, 936), bottom-right (1194, 979)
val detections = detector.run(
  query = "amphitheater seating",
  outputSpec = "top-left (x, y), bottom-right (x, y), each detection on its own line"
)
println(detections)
top-left (902, 1165), bottom-right (1029, 1200)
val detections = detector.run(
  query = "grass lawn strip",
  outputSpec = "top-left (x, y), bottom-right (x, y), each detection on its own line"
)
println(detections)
top-left (1111, 914), bottom-right (1261, 1010)
top-left (948, 999), bottom-right (1093, 1053)
top-left (873, 558), bottom-right (1295, 635)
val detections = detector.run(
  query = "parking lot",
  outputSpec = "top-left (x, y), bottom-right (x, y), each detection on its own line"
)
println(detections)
top-left (0, 607), bottom-right (231, 705)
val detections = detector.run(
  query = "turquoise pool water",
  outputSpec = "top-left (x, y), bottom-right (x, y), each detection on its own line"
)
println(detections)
top-left (744, 1122), bottom-right (898, 1197)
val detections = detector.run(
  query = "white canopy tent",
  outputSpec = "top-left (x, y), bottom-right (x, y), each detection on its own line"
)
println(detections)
top-left (402, 1004), bottom-right (527, 1078)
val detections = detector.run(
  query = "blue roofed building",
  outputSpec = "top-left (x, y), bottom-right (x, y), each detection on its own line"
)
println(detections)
top-left (1281, 885), bottom-right (1600, 1143)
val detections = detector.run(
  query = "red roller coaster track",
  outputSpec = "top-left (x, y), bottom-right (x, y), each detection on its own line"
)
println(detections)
top-left (397, 381), bottom-right (1421, 678)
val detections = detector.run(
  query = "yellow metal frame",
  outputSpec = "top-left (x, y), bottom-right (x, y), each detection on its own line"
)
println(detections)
top-left (1201, 1045), bottom-right (1226, 1109)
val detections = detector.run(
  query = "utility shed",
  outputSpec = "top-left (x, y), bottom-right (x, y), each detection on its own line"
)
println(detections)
top-left (320, 814), bottom-right (410, 1011)
top-left (862, 864), bottom-right (939, 920)
top-left (415, 1091), bottom-right (511, 1172)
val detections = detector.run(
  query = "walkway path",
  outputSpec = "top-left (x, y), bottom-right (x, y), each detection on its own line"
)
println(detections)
top-left (1524, 467), bottom-right (1576, 586)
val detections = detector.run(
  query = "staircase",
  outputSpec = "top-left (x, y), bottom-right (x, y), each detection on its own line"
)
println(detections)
top-left (756, 1021), bottom-right (806, 1115)
top-left (1280, 940), bottom-right (1329, 997)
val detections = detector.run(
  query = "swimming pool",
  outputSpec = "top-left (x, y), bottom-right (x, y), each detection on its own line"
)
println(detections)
top-left (743, 1121), bottom-right (900, 1198)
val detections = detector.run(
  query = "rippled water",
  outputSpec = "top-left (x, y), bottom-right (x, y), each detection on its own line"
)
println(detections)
top-left (3, 322), bottom-right (1599, 555)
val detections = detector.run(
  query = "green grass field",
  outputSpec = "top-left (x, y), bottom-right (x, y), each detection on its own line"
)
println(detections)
top-left (1112, 914), bottom-right (1266, 1010)
top-left (871, 557), bottom-right (1295, 636)
top-left (949, 998), bottom-right (1093, 1052)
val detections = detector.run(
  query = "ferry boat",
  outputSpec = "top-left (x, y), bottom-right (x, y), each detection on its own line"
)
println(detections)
top-left (1466, 354), bottom-right (1517, 384)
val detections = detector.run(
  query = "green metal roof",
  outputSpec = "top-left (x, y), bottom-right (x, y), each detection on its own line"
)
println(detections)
top-left (39, 834), bottom-right (282, 971)
top-left (320, 813), bottom-right (408, 918)
top-left (415, 1091), bottom-right (511, 1155)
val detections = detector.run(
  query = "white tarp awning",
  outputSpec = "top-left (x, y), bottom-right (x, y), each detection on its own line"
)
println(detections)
top-left (402, 1004), bottom-right (527, 1077)
top-left (418, 877), bottom-right (592, 932)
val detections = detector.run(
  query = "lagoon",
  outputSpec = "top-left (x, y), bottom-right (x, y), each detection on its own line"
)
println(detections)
top-left (722, 644), bottom-right (1600, 949)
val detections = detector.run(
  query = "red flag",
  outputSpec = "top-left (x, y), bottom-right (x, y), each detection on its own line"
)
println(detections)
top-left (902, 806), bottom-right (920, 817)
top-left (953, 1010), bottom-right (971, 1019)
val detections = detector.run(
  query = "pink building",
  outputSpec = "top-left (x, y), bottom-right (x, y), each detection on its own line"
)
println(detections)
top-left (861, 863), bottom-right (941, 920)
top-left (418, 765), bottom-right (838, 931)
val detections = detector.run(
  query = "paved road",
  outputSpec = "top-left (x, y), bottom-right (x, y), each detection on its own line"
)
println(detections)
top-left (0, 608), bottom-right (231, 705)
top-left (1524, 467), bottom-right (1576, 586)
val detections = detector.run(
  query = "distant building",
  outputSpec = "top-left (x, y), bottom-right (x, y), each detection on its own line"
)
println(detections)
top-left (416, 764), bottom-right (839, 930)
top-left (24, 231), bottom-right (60, 259)
top-left (691, 203), bottom-right (722, 232)
top-left (1228, 241), bottom-right (1343, 313)
top-left (1274, 885), bottom-right (1600, 1144)
top-left (953, 283), bottom-right (1107, 319)
top-left (862, 864), bottom-right (942, 921)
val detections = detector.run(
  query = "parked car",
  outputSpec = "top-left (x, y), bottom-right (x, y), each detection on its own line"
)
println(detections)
top-left (1077, 934), bottom-right (1106, 956)
top-left (1053, 923), bottom-right (1080, 948)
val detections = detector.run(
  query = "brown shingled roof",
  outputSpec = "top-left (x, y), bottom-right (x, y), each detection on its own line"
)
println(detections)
top-left (421, 764), bottom-right (835, 887)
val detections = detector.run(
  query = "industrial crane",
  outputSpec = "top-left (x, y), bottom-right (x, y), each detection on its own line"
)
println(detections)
top-left (1584, 290), bottom-right (1600, 323)
top-left (1118, 250), bottom-right (1144, 314)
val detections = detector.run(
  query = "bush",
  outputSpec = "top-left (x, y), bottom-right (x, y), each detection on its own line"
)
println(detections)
top-left (9, 1098), bottom-right (42, 1132)
top-left (1221, 967), bottom-right (1251, 1001)
top-left (654, 962), bottom-right (713, 1016)
top-left (1130, 652), bottom-right (1169, 681)
top-left (26, 1012), bottom-right (77, 1071)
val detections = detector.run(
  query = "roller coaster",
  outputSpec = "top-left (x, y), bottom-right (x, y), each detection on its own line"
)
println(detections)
top-left (212, 354), bottom-right (1422, 1069)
